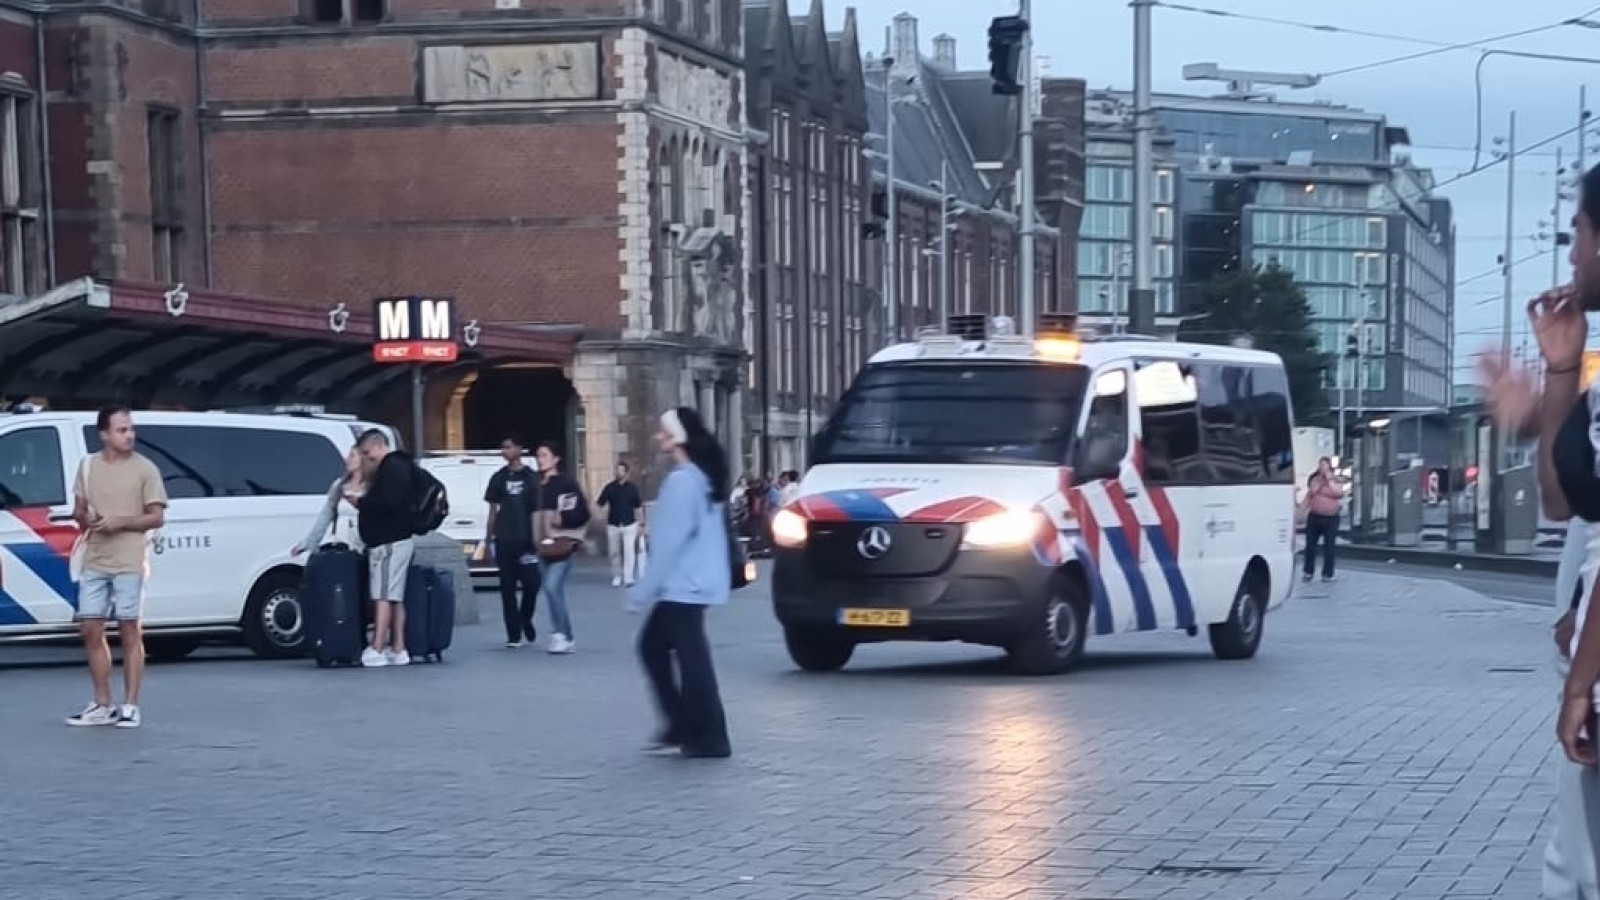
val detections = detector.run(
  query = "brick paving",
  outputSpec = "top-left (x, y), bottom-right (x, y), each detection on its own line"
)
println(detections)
top-left (0, 566), bottom-right (1568, 899)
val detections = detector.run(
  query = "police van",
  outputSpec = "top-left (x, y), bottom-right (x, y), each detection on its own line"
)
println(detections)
top-left (770, 315), bottom-right (1297, 675)
top-left (0, 409), bottom-right (395, 659)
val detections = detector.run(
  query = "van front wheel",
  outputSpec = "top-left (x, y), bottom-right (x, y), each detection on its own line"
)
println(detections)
top-left (242, 571), bottom-right (307, 659)
top-left (1007, 585), bottom-right (1089, 675)
top-left (1209, 574), bottom-right (1266, 660)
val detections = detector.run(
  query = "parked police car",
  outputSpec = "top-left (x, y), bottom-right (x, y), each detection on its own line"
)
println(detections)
top-left (771, 315), bottom-right (1297, 675)
top-left (0, 409), bottom-right (395, 659)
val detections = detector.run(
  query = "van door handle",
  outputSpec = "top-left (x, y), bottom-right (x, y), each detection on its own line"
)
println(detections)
top-left (48, 513), bottom-right (77, 524)
top-left (1123, 488), bottom-right (1141, 499)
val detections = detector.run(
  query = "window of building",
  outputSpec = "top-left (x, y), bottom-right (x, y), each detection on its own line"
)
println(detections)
top-left (1155, 168), bottom-right (1175, 205)
top-left (1087, 165), bottom-right (1131, 203)
top-left (1152, 206), bottom-right (1173, 241)
top-left (309, 0), bottom-right (383, 22)
top-left (0, 91), bottom-right (39, 297)
top-left (147, 107), bottom-right (183, 284)
top-left (0, 427), bottom-right (65, 508)
top-left (1155, 244), bottom-right (1173, 279)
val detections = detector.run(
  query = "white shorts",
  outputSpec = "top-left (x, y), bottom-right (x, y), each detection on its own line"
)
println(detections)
top-left (368, 539), bottom-right (414, 603)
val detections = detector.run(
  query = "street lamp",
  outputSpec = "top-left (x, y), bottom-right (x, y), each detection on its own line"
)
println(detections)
top-left (929, 161), bottom-right (960, 329)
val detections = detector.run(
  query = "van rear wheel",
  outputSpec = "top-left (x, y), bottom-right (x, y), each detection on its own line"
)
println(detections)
top-left (1209, 573), bottom-right (1266, 660)
top-left (784, 628), bottom-right (854, 672)
top-left (242, 571), bottom-right (307, 659)
top-left (1007, 583), bottom-right (1089, 675)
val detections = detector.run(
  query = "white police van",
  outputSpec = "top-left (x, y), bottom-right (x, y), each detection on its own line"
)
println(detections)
top-left (770, 315), bottom-right (1297, 675)
top-left (0, 409), bottom-right (395, 659)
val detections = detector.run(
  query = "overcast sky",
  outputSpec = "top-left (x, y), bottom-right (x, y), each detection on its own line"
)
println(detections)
top-left (832, 0), bottom-right (1600, 385)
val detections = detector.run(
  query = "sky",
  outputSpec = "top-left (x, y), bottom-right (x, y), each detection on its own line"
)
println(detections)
top-left (827, 0), bottom-right (1600, 389)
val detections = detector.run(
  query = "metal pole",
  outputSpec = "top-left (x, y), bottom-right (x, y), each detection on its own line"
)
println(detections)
top-left (1337, 355), bottom-right (1346, 460)
top-left (1554, 145), bottom-right (1565, 290)
top-left (1128, 0), bottom-right (1155, 334)
top-left (939, 158), bottom-right (950, 328)
top-left (410, 364), bottom-right (425, 454)
top-left (1018, 0), bottom-right (1037, 335)
top-left (1354, 319), bottom-right (1365, 424)
top-left (1581, 85), bottom-right (1588, 173)
top-left (885, 59), bottom-right (899, 344)
top-left (1500, 110), bottom-right (1517, 475)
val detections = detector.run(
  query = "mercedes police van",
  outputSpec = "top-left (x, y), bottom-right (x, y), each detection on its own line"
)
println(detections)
top-left (770, 315), bottom-right (1297, 675)
top-left (0, 409), bottom-right (395, 659)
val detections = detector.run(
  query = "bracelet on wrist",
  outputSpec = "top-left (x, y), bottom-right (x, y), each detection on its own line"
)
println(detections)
top-left (1549, 363), bottom-right (1582, 375)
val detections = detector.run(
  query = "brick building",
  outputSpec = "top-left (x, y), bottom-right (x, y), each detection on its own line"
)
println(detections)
top-left (0, 0), bottom-right (751, 497)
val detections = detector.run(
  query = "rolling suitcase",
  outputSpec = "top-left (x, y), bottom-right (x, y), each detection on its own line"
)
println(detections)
top-left (403, 565), bottom-right (455, 662)
top-left (303, 546), bottom-right (365, 668)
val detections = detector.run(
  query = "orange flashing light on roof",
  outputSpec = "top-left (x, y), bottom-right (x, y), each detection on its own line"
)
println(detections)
top-left (1034, 336), bottom-right (1081, 362)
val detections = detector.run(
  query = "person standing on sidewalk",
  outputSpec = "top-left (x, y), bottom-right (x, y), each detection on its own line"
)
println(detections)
top-left (292, 445), bottom-right (366, 558)
top-left (1480, 349), bottom-right (1597, 898)
top-left (1300, 458), bottom-right (1343, 583)
top-left (629, 407), bottom-right (733, 760)
top-left (533, 441), bottom-right (589, 654)
top-left (598, 461), bottom-right (645, 588)
top-left (353, 429), bottom-right (414, 668)
top-left (486, 437), bottom-right (541, 649)
top-left (66, 406), bottom-right (168, 729)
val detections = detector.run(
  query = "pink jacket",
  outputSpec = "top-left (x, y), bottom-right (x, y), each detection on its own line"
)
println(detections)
top-left (1306, 475), bottom-right (1343, 517)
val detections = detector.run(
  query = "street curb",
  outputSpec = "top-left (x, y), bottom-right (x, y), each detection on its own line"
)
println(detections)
top-left (1339, 543), bottom-right (1558, 576)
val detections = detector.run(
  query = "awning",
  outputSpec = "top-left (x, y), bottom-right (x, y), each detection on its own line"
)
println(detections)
top-left (0, 279), bottom-right (579, 410)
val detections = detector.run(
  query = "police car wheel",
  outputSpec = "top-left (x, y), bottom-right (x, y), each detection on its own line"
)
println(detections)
top-left (242, 572), bottom-right (307, 659)
top-left (1209, 574), bottom-right (1266, 661)
top-left (1008, 589), bottom-right (1088, 676)
top-left (784, 628), bottom-right (855, 672)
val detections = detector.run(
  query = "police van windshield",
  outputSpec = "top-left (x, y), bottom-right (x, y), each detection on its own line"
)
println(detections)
top-left (812, 363), bottom-right (1089, 466)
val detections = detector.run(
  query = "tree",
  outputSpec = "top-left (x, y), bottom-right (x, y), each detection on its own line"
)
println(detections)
top-left (1177, 263), bottom-right (1331, 422)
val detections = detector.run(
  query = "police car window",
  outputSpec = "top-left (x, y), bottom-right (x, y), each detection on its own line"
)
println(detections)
top-left (1251, 365), bottom-right (1295, 484)
top-left (812, 364), bottom-right (1088, 465)
top-left (1197, 363), bottom-right (1260, 484)
top-left (0, 428), bottom-right (66, 508)
top-left (1136, 360), bottom-right (1205, 484)
top-left (229, 429), bottom-right (343, 496)
top-left (85, 424), bottom-right (222, 499)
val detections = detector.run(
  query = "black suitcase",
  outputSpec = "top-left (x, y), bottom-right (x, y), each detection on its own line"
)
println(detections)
top-left (303, 546), bottom-right (365, 668)
top-left (403, 565), bottom-right (455, 662)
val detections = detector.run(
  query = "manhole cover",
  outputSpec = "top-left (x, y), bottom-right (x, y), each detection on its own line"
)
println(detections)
top-left (1148, 864), bottom-right (1255, 877)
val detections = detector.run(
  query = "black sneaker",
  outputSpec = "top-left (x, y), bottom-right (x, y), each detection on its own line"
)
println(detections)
top-left (1301, 572), bottom-right (1313, 584)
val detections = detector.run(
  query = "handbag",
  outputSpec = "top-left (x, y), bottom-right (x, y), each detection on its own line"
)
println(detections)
top-left (537, 536), bottom-right (582, 563)
top-left (68, 455), bottom-right (94, 583)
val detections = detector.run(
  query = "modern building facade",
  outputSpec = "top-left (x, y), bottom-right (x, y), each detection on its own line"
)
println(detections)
top-left (1090, 90), bottom-right (1455, 460)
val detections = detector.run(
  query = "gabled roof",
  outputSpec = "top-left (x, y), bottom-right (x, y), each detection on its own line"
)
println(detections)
top-left (745, 0), bottom-right (867, 129)
top-left (863, 59), bottom-right (1000, 207)
top-left (939, 72), bottom-right (1014, 165)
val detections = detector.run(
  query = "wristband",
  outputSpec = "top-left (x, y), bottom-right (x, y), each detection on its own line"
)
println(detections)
top-left (1549, 363), bottom-right (1581, 375)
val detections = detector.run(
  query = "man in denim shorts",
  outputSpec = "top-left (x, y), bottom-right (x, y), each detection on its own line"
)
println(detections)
top-left (66, 406), bottom-right (168, 729)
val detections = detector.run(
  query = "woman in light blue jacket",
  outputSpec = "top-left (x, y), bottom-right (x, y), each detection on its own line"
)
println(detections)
top-left (628, 406), bottom-right (732, 759)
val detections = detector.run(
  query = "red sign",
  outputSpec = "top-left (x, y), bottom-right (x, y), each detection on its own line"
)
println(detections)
top-left (373, 296), bottom-right (458, 363)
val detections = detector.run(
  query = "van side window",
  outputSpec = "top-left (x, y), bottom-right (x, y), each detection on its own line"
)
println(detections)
top-left (1077, 370), bottom-right (1129, 481)
top-left (1251, 365), bottom-right (1295, 484)
top-left (82, 425), bottom-right (341, 497)
top-left (0, 428), bottom-right (66, 508)
top-left (1135, 360), bottom-right (1205, 484)
top-left (1197, 363), bottom-right (1260, 484)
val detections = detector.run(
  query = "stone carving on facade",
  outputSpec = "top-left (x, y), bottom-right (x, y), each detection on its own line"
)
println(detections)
top-left (423, 43), bottom-right (599, 103)
top-left (682, 229), bottom-right (737, 345)
top-left (655, 52), bottom-right (731, 126)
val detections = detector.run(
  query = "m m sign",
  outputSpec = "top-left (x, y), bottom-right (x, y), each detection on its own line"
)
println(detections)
top-left (372, 296), bottom-right (459, 363)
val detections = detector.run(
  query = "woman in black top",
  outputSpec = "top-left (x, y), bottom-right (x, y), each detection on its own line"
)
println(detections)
top-left (533, 441), bottom-right (590, 654)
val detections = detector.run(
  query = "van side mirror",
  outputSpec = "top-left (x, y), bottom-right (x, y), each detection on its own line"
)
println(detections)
top-left (1075, 432), bottom-right (1124, 483)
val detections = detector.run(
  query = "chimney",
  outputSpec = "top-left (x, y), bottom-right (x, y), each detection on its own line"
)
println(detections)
top-left (932, 34), bottom-right (956, 69)
top-left (891, 12), bottom-right (918, 78)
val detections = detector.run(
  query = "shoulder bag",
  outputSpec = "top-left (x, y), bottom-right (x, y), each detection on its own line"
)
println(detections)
top-left (68, 455), bottom-right (94, 583)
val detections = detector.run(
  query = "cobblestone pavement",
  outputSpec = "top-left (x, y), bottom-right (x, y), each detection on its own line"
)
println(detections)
top-left (0, 566), bottom-right (1568, 899)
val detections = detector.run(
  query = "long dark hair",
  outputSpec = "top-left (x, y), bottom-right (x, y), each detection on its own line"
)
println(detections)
top-left (673, 406), bottom-right (729, 503)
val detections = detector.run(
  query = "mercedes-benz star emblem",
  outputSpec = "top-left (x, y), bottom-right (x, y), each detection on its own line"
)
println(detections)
top-left (857, 526), bottom-right (892, 560)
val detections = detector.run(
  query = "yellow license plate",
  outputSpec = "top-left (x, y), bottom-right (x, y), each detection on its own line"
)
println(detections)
top-left (839, 608), bottom-right (910, 627)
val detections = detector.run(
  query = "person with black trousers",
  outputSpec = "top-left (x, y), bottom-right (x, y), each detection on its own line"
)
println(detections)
top-left (485, 437), bottom-right (541, 648)
top-left (627, 407), bottom-right (733, 759)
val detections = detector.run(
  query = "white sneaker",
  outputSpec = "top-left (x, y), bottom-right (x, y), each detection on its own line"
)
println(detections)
top-left (611, 577), bottom-right (622, 587)
top-left (361, 647), bottom-right (389, 667)
top-left (115, 705), bottom-right (142, 728)
top-left (387, 650), bottom-right (411, 667)
top-left (506, 640), bottom-right (525, 649)
top-left (65, 703), bottom-right (118, 727)
top-left (548, 634), bottom-right (575, 655)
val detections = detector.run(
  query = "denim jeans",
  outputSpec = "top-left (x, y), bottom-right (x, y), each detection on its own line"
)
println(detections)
top-left (1546, 652), bottom-right (1600, 899)
top-left (540, 558), bottom-right (574, 639)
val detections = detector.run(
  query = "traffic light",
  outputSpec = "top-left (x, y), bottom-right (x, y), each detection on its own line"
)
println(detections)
top-left (988, 15), bottom-right (1028, 96)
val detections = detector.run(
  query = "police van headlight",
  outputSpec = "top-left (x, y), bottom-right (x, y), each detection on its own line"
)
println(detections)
top-left (772, 508), bottom-right (809, 548)
top-left (961, 510), bottom-right (1042, 549)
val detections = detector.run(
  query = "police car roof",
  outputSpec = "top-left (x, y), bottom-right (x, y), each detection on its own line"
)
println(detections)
top-left (0, 409), bottom-right (379, 430)
top-left (866, 337), bottom-right (1284, 368)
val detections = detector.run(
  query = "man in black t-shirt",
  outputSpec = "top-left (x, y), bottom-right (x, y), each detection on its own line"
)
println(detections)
top-left (484, 437), bottom-right (541, 648)
top-left (597, 461), bottom-right (645, 587)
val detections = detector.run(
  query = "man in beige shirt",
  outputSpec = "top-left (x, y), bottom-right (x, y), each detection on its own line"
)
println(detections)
top-left (66, 406), bottom-right (167, 729)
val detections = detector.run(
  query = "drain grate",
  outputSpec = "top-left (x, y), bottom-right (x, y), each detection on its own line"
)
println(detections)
top-left (1488, 666), bottom-right (1536, 674)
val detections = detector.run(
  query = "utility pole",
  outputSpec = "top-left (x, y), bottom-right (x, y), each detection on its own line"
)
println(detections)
top-left (1500, 110), bottom-right (1517, 475)
top-left (884, 53), bottom-right (900, 344)
top-left (1128, 0), bottom-right (1156, 335)
top-left (1581, 85), bottom-right (1589, 173)
top-left (1554, 145), bottom-right (1565, 291)
top-left (939, 158), bottom-right (951, 328)
top-left (1017, 0), bottom-right (1037, 335)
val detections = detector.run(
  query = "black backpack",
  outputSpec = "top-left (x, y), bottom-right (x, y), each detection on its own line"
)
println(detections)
top-left (410, 463), bottom-right (449, 536)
